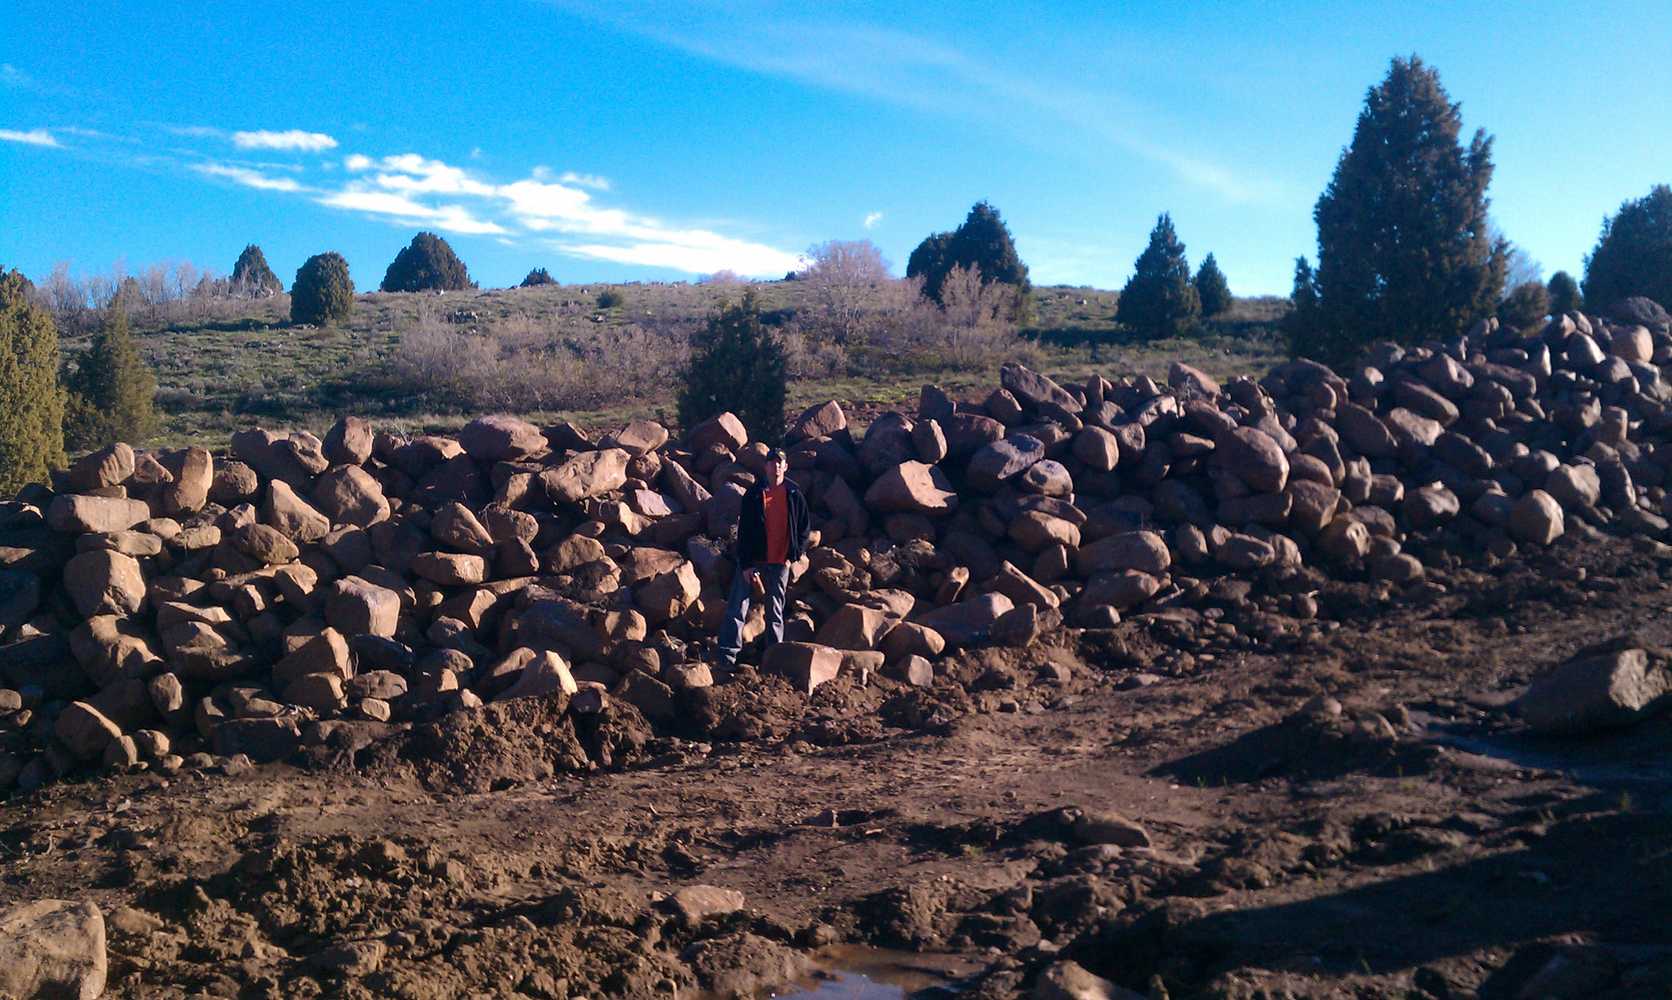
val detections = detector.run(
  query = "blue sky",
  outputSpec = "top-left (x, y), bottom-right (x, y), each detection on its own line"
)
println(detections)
top-left (3, 1), bottom-right (1669, 295)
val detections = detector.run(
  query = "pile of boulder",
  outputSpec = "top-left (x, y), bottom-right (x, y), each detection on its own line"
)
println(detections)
top-left (3, 298), bottom-right (1671, 791)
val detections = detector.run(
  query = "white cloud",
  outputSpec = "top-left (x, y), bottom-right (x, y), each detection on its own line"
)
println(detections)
top-left (1, 64), bottom-right (34, 89)
top-left (0, 128), bottom-right (60, 148)
top-left (863, 211), bottom-right (883, 230)
top-left (232, 129), bottom-right (338, 152)
top-left (344, 153), bottom-right (373, 171)
top-left (164, 124), bottom-right (225, 139)
top-left (560, 171), bottom-right (611, 191)
top-left (192, 162), bottom-right (303, 192)
top-left (369, 153), bottom-right (497, 196)
top-left (317, 188), bottom-right (506, 235)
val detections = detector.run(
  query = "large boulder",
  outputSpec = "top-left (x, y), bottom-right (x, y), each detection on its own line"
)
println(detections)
top-left (967, 435), bottom-right (1045, 491)
top-left (47, 495), bottom-right (151, 534)
top-left (159, 446), bottom-right (213, 514)
top-left (762, 642), bottom-right (842, 695)
top-left (1518, 646), bottom-right (1671, 735)
top-left (864, 462), bottom-right (959, 515)
top-left (1075, 531), bottom-right (1170, 577)
top-left (1217, 426), bottom-right (1288, 494)
top-left (0, 898), bottom-right (106, 1000)
top-left (917, 593), bottom-right (1014, 647)
top-left (311, 465), bottom-right (389, 528)
top-left (789, 400), bottom-right (847, 441)
top-left (65, 442), bottom-right (135, 491)
top-left (326, 576), bottom-right (401, 638)
top-left (542, 448), bottom-right (631, 504)
top-left (1509, 490), bottom-right (1564, 545)
top-left (63, 550), bottom-right (145, 618)
top-left (1000, 362), bottom-right (1080, 412)
top-left (459, 414), bottom-right (547, 462)
top-left (263, 481), bottom-right (330, 541)
top-left (323, 415), bottom-right (375, 465)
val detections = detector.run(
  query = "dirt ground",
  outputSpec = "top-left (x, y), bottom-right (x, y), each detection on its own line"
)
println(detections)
top-left (4, 532), bottom-right (1671, 999)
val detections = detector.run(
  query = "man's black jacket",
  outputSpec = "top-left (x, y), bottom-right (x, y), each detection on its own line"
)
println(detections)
top-left (735, 478), bottom-right (810, 565)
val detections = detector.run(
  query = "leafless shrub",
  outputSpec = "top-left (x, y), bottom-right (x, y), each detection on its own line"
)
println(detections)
top-left (800, 239), bottom-right (891, 345)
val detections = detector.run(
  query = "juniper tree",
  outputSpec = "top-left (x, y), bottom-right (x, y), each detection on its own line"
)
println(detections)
top-left (679, 291), bottom-right (787, 445)
top-left (1193, 252), bottom-right (1232, 318)
top-left (230, 244), bottom-right (284, 297)
top-left (291, 252), bottom-right (355, 325)
top-left (381, 232), bottom-right (474, 293)
top-left (65, 297), bottom-right (157, 450)
top-left (520, 267), bottom-right (556, 287)
top-left (1583, 184), bottom-right (1672, 311)
top-left (1497, 281), bottom-right (1550, 331)
top-left (1547, 270), bottom-right (1582, 315)
top-left (1310, 55), bottom-right (1504, 357)
top-left (906, 201), bottom-right (1031, 315)
top-left (0, 268), bottom-right (67, 496)
top-left (1117, 213), bottom-right (1201, 340)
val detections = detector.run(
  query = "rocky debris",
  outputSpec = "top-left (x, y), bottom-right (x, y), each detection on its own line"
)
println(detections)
top-left (7, 316), bottom-right (1672, 793)
top-left (670, 884), bottom-right (746, 925)
top-left (1032, 960), bottom-right (1144, 1000)
top-left (0, 898), bottom-right (106, 1000)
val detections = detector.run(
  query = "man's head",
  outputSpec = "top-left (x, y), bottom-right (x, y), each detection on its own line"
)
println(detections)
top-left (764, 448), bottom-right (787, 485)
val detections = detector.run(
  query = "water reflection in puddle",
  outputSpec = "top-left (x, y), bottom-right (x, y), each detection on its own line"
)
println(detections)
top-left (776, 946), bottom-right (977, 999)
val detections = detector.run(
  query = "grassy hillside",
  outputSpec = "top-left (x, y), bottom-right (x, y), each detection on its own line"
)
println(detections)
top-left (82, 280), bottom-right (1290, 448)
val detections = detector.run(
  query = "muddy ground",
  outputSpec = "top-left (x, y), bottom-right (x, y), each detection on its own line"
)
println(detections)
top-left (4, 533), bottom-right (1671, 999)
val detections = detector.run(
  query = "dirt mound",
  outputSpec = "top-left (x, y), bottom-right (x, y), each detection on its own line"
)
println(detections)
top-left (372, 694), bottom-right (589, 794)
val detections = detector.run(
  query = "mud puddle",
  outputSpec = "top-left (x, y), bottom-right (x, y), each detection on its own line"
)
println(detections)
top-left (1421, 715), bottom-right (1672, 789)
top-left (779, 947), bottom-right (978, 999)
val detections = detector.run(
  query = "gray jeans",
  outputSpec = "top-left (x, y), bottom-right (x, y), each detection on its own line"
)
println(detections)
top-left (717, 562), bottom-right (790, 664)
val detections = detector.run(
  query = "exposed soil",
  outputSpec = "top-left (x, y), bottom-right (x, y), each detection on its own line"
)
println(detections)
top-left (4, 532), bottom-right (1671, 998)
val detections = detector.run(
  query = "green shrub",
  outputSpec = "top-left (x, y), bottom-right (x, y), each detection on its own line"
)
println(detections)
top-left (1583, 184), bottom-right (1672, 311)
top-left (1285, 257), bottom-right (1324, 358)
top-left (520, 267), bottom-right (557, 288)
top-left (1194, 252), bottom-right (1232, 318)
top-left (230, 244), bottom-right (284, 297)
top-left (597, 288), bottom-right (625, 309)
top-left (380, 232), bottom-right (474, 293)
top-left (678, 290), bottom-right (786, 445)
top-left (1547, 270), bottom-right (1582, 315)
top-left (1117, 213), bottom-right (1201, 341)
top-left (291, 252), bottom-right (355, 325)
top-left (1497, 280), bottom-right (1550, 331)
top-left (1310, 55), bottom-right (1503, 358)
top-left (0, 268), bottom-right (66, 496)
top-left (65, 302), bottom-right (156, 449)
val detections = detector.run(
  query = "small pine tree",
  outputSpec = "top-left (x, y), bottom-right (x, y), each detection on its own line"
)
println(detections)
top-left (230, 244), bottom-right (284, 297)
top-left (65, 299), bottom-right (157, 450)
top-left (1496, 280), bottom-right (1550, 331)
top-left (1547, 270), bottom-right (1583, 315)
top-left (1582, 184), bottom-right (1672, 311)
top-left (0, 267), bottom-right (67, 496)
top-left (597, 288), bottom-right (625, 309)
top-left (1312, 55), bottom-right (1503, 353)
top-left (290, 252), bottom-right (355, 325)
top-left (520, 267), bottom-right (556, 288)
top-left (381, 232), bottom-right (474, 293)
top-left (1284, 257), bottom-right (1325, 359)
top-left (906, 201), bottom-right (1030, 312)
top-left (1117, 213), bottom-right (1201, 340)
top-left (1193, 252), bottom-right (1232, 318)
top-left (678, 291), bottom-right (787, 445)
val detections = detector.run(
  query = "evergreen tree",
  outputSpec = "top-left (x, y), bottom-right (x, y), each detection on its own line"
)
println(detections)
top-left (1547, 270), bottom-right (1583, 315)
top-left (1116, 213), bottom-right (1201, 340)
top-left (1582, 184), bottom-right (1672, 311)
top-left (520, 267), bottom-right (556, 287)
top-left (290, 252), bottom-right (355, 325)
top-left (678, 291), bottom-right (787, 445)
top-left (0, 267), bottom-right (67, 496)
top-left (1193, 252), bottom-right (1232, 318)
top-left (906, 201), bottom-right (1031, 311)
top-left (230, 244), bottom-right (284, 297)
top-left (381, 232), bottom-right (475, 292)
top-left (1284, 257), bottom-right (1325, 358)
top-left (1310, 56), bottom-right (1504, 357)
top-left (1496, 280), bottom-right (1550, 331)
top-left (65, 299), bottom-right (157, 450)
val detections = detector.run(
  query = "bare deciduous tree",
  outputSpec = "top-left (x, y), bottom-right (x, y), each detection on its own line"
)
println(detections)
top-left (800, 239), bottom-right (891, 345)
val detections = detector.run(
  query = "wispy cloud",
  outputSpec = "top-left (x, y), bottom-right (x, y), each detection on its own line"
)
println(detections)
top-left (863, 211), bottom-right (883, 230)
top-left (0, 127), bottom-right (60, 148)
top-left (1, 64), bottom-right (34, 89)
top-left (192, 162), bottom-right (303, 192)
top-left (547, 2), bottom-right (1279, 205)
top-left (321, 150), bottom-right (797, 273)
top-left (232, 129), bottom-right (338, 152)
top-left (560, 171), bottom-right (610, 191)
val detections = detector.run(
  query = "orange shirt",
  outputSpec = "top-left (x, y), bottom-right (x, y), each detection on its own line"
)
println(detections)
top-left (763, 483), bottom-right (790, 564)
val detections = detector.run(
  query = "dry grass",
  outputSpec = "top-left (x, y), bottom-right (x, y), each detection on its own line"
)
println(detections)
top-left (101, 279), bottom-right (1289, 448)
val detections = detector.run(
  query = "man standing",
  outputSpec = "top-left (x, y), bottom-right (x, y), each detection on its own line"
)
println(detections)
top-left (718, 448), bottom-right (810, 668)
